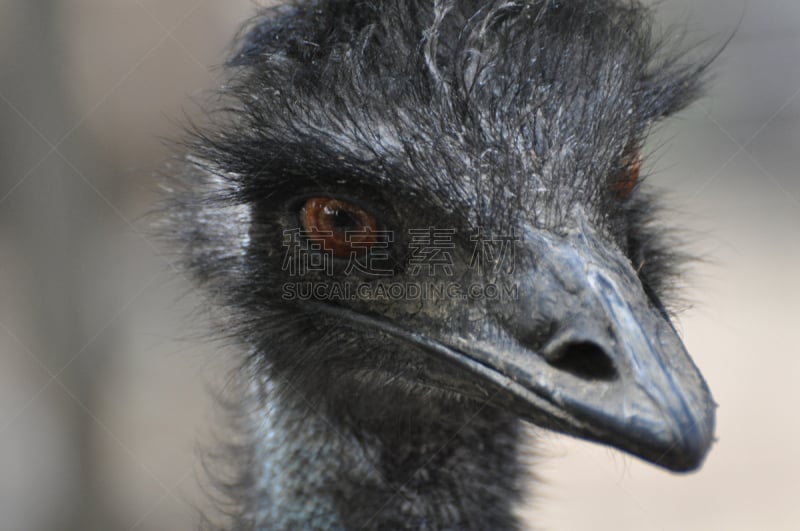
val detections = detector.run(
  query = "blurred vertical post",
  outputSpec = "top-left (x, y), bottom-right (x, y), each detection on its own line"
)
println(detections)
top-left (0, 1), bottom-right (120, 529)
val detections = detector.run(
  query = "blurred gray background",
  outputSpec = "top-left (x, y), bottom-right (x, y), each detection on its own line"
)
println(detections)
top-left (0, 1), bottom-right (797, 530)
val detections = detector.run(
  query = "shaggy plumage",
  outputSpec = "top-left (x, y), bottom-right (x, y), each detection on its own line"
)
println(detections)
top-left (166, 0), bottom-right (716, 528)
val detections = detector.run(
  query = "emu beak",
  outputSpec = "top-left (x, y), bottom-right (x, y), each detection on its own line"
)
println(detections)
top-left (441, 228), bottom-right (716, 472)
top-left (324, 227), bottom-right (715, 472)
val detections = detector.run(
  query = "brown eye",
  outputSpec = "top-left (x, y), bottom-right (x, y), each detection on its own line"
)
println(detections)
top-left (301, 197), bottom-right (379, 258)
top-left (612, 154), bottom-right (641, 200)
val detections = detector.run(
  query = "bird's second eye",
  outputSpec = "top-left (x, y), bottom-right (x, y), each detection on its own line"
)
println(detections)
top-left (612, 154), bottom-right (641, 200)
top-left (301, 197), bottom-right (379, 258)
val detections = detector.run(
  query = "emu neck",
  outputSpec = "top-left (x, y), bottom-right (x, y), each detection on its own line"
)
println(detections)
top-left (248, 385), bottom-right (526, 529)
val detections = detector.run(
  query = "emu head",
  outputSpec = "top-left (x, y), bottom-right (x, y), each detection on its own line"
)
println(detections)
top-left (179, 0), bottom-right (715, 472)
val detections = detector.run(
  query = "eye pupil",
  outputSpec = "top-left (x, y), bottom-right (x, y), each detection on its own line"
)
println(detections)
top-left (329, 208), bottom-right (361, 233)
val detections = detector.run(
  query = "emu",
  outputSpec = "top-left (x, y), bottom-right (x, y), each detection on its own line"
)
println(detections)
top-left (169, 0), bottom-right (716, 528)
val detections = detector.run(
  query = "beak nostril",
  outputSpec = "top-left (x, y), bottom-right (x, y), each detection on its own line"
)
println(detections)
top-left (547, 341), bottom-right (618, 381)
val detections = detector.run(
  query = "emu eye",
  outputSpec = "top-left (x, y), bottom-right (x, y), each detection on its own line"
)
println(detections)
top-left (301, 197), bottom-right (379, 258)
top-left (612, 154), bottom-right (641, 200)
